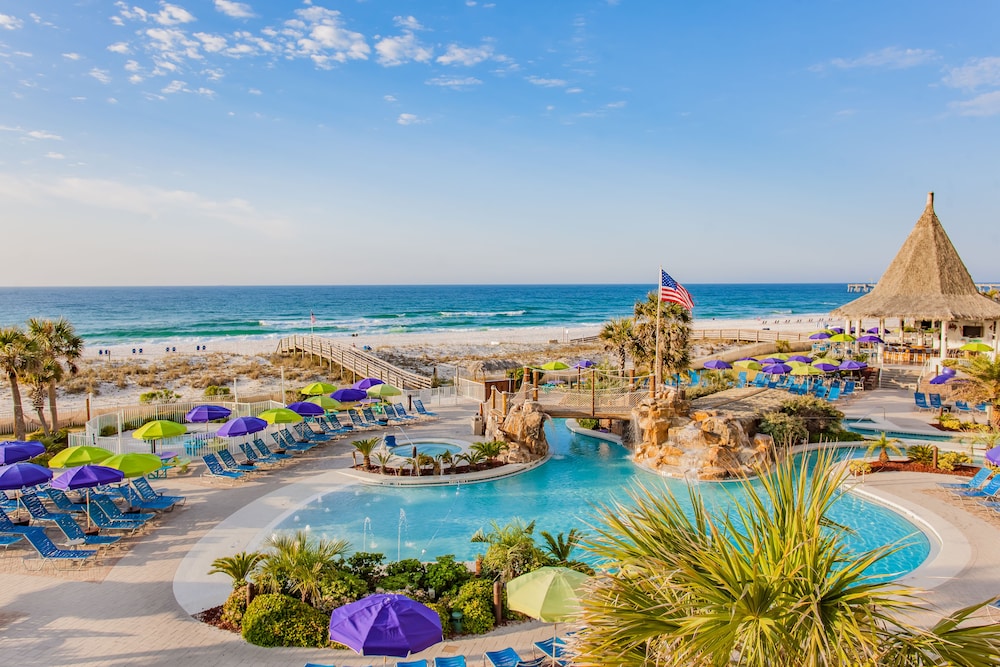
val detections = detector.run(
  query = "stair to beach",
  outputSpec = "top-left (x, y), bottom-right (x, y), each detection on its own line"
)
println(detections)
top-left (878, 367), bottom-right (921, 390)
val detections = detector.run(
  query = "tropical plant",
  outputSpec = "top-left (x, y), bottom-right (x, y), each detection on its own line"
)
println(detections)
top-left (574, 450), bottom-right (1000, 666)
top-left (470, 518), bottom-right (546, 581)
top-left (351, 437), bottom-right (381, 470)
top-left (630, 293), bottom-right (692, 381)
top-left (758, 411), bottom-right (808, 448)
top-left (439, 450), bottom-right (458, 474)
top-left (241, 593), bottom-right (329, 648)
top-left (947, 355), bottom-right (1000, 431)
top-left (539, 529), bottom-right (582, 563)
top-left (865, 432), bottom-right (904, 465)
top-left (23, 357), bottom-right (61, 435)
top-left (779, 395), bottom-right (844, 438)
top-left (907, 444), bottom-right (936, 466)
top-left (599, 317), bottom-right (635, 373)
top-left (255, 531), bottom-right (350, 605)
top-left (459, 450), bottom-right (487, 470)
top-left (0, 326), bottom-right (38, 440)
top-left (849, 459), bottom-right (872, 476)
top-left (372, 450), bottom-right (393, 475)
top-left (938, 451), bottom-right (973, 472)
top-left (425, 554), bottom-right (472, 597)
top-left (209, 551), bottom-right (265, 589)
top-left (470, 440), bottom-right (508, 465)
top-left (27, 317), bottom-right (83, 431)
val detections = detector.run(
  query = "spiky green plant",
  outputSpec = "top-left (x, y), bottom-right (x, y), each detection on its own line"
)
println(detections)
top-left (470, 518), bottom-right (545, 581)
top-left (471, 440), bottom-right (508, 464)
top-left (255, 531), bottom-right (349, 605)
top-left (209, 551), bottom-right (264, 588)
top-left (352, 437), bottom-right (380, 470)
top-left (574, 449), bottom-right (1000, 666)
top-left (865, 431), bottom-right (904, 465)
top-left (539, 529), bottom-right (582, 563)
top-left (948, 356), bottom-right (1000, 431)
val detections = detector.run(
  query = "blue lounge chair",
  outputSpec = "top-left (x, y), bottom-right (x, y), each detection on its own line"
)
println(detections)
top-left (975, 402), bottom-right (989, 416)
top-left (295, 422), bottom-right (331, 442)
top-left (953, 475), bottom-right (1000, 499)
top-left (397, 661), bottom-right (427, 667)
top-left (940, 467), bottom-right (991, 490)
top-left (218, 448), bottom-right (260, 474)
top-left (48, 512), bottom-right (120, 547)
top-left (239, 443), bottom-right (279, 467)
top-left (322, 415), bottom-right (352, 432)
top-left (254, 439), bottom-right (293, 460)
top-left (204, 453), bottom-right (247, 481)
top-left (41, 488), bottom-right (86, 513)
top-left (392, 403), bottom-right (417, 420)
top-left (349, 410), bottom-right (376, 429)
top-left (117, 483), bottom-right (177, 511)
top-left (363, 407), bottom-right (390, 426)
top-left (955, 400), bottom-right (972, 415)
top-left (929, 393), bottom-right (943, 411)
top-left (433, 658), bottom-right (466, 667)
top-left (17, 524), bottom-right (98, 566)
top-left (132, 477), bottom-right (185, 506)
top-left (20, 490), bottom-right (72, 523)
top-left (91, 495), bottom-right (155, 523)
top-left (735, 371), bottom-right (747, 388)
top-left (85, 504), bottom-right (146, 533)
top-left (485, 648), bottom-right (547, 667)
top-left (753, 374), bottom-right (767, 388)
top-left (842, 380), bottom-right (856, 399)
top-left (533, 637), bottom-right (568, 664)
top-left (0, 533), bottom-right (22, 550)
top-left (412, 399), bottom-right (436, 417)
top-left (914, 392), bottom-right (932, 412)
top-left (825, 386), bottom-right (841, 402)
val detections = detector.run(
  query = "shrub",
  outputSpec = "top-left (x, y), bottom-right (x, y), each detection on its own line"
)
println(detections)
top-left (907, 444), bottom-right (935, 465)
top-left (426, 601), bottom-right (453, 638)
top-left (938, 451), bottom-right (972, 472)
top-left (345, 552), bottom-right (385, 589)
top-left (425, 555), bottom-right (472, 598)
top-left (99, 425), bottom-right (119, 437)
top-left (779, 396), bottom-right (843, 437)
top-left (849, 460), bottom-right (871, 476)
top-left (241, 594), bottom-right (329, 648)
top-left (774, 340), bottom-right (791, 353)
top-left (138, 389), bottom-right (181, 404)
top-left (314, 570), bottom-right (369, 614)
top-left (576, 418), bottom-right (599, 430)
top-left (380, 558), bottom-right (426, 592)
top-left (204, 385), bottom-right (232, 397)
top-left (454, 578), bottom-right (496, 634)
top-left (757, 412), bottom-right (808, 448)
top-left (222, 586), bottom-right (249, 629)
top-left (937, 414), bottom-right (961, 431)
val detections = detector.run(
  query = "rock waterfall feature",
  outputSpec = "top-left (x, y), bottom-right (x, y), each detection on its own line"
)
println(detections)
top-left (485, 400), bottom-right (549, 463)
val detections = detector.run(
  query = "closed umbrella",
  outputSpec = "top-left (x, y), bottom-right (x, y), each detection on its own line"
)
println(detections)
top-left (257, 408), bottom-right (303, 425)
top-left (0, 441), bottom-right (46, 465)
top-left (286, 401), bottom-right (325, 417)
top-left (301, 382), bottom-right (337, 396)
top-left (52, 464), bottom-right (125, 530)
top-left (328, 593), bottom-right (442, 661)
top-left (184, 405), bottom-right (232, 423)
top-left (49, 445), bottom-right (113, 469)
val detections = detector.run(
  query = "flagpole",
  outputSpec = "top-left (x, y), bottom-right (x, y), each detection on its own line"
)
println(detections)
top-left (654, 266), bottom-right (662, 397)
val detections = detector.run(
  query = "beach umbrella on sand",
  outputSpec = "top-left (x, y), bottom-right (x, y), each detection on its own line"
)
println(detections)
top-left (132, 420), bottom-right (187, 454)
top-left (286, 401), bottom-right (325, 417)
top-left (333, 388), bottom-right (368, 403)
top-left (100, 453), bottom-right (163, 478)
top-left (306, 395), bottom-right (346, 411)
top-left (301, 382), bottom-right (337, 396)
top-left (762, 363), bottom-right (792, 375)
top-left (809, 331), bottom-right (832, 340)
top-left (257, 408), bottom-right (303, 425)
top-left (960, 342), bottom-right (993, 353)
top-left (703, 360), bottom-right (732, 370)
top-left (49, 445), bottom-right (113, 469)
top-left (185, 405), bottom-right (232, 423)
top-left (366, 384), bottom-right (402, 399)
top-left (52, 464), bottom-right (125, 530)
top-left (539, 361), bottom-right (571, 371)
top-left (328, 593), bottom-right (442, 662)
top-left (0, 441), bottom-right (46, 465)
top-left (352, 378), bottom-right (385, 391)
top-left (217, 416), bottom-right (268, 437)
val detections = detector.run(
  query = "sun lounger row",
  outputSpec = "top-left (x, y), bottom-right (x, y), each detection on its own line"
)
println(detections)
top-left (200, 425), bottom-right (344, 483)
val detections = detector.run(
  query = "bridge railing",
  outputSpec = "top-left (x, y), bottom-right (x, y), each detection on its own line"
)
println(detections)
top-left (277, 335), bottom-right (432, 389)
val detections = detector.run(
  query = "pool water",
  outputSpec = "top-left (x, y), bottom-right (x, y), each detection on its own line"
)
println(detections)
top-left (846, 424), bottom-right (964, 443)
top-left (388, 442), bottom-right (463, 458)
top-left (278, 421), bottom-right (930, 579)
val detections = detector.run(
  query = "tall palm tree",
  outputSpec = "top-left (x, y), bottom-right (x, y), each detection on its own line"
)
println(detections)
top-left (28, 317), bottom-right (83, 431)
top-left (255, 531), bottom-right (349, 605)
top-left (574, 450), bottom-right (1000, 666)
top-left (470, 518), bottom-right (545, 581)
top-left (631, 293), bottom-right (692, 382)
top-left (24, 358), bottom-right (62, 435)
top-left (948, 356), bottom-right (1000, 431)
top-left (0, 326), bottom-right (38, 440)
top-left (599, 317), bottom-right (635, 373)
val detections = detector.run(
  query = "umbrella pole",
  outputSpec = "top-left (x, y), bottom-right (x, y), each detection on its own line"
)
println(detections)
top-left (86, 488), bottom-right (92, 530)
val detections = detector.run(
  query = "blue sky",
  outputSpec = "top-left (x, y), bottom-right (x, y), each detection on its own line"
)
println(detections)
top-left (1, 1), bottom-right (998, 286)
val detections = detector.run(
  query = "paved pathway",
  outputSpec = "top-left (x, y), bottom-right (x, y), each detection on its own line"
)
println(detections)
top-left (2, 393), bottom-right (999, 666)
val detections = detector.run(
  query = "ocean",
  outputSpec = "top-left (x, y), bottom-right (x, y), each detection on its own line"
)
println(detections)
top-left (0, 284), bottom-right (853, 347)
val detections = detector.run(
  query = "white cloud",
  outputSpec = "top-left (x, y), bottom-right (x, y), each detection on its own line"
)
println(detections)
top-left (396, 113), bottom-right (424, 125)
top-left (154, 3), bottom-right (196, 26)
top-left (949, 91), bottom-right (1000, 117)
top-left (393, 15), bottom-right (424, 31)
top-left (527, 75), bottom-right (567, 87)
top-left (195, 32), bottom-right (228, 52)
top-left (0, 126), bottom-right (63, 140)
top-left (202, 67), bottom-right (224, 81)
top-left (89, 68), bottom-right (112, 84)
top-left (426, 76), bottom-right (482, 89)
top-left (565, 87), bottom-right (583, 94)
top-left (944, 57), bottom-right (1000, 90)
top-left (248, 87), bottom-right (261, 95)
top-left (162, 79), bottom-right (185, 94)
top-left (375, 32), bottom-right (432, 66)
top-left (0, 13), bottom-right (23, 30)
top-left (436, 43), bottom-right (492, 66)
top-left (45, 152), bottom-right (65, 160)
top-left (107, 97), bottom-right (119, 104)
top-left (62, 53), bottom-right (82, 61)
top-left (214, 0), bottom-right (254, 19)
top-left (107, 42), bottom-right (131, 54)
top-left (825, 46), bottom-right (937, 70)
top-left (286, 7), bottom-right (370, 67)
top-left (383, 94), bottom-right (397, 102)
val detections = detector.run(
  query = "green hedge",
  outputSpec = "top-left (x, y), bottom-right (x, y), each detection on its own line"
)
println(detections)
top-left (454, 578), bottom-right (496, 635)
top-left (241, 594), bottom-right (329, 647)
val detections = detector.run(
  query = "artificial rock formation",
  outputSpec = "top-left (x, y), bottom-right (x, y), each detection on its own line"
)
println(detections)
top-left (632, 389), bottom-right (775, 480)
top-left (485, 400), bottom-right (549, 463)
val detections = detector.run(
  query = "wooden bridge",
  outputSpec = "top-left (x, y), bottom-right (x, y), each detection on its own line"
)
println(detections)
top-left (276, 335), bottom-right (433, 389)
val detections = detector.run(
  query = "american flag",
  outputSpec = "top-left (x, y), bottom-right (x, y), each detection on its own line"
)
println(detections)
top-left (660, 269), bottom-right (694, 311)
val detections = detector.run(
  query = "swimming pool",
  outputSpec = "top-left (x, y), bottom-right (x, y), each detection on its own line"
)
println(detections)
top-left (387, 441), bottom-right (463, 458)
top-left (277, 420), bottom-right (930, 578)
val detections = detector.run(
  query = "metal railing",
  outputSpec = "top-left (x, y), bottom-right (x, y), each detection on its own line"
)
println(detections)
top-left (276, 335), bottom-right (432, 389)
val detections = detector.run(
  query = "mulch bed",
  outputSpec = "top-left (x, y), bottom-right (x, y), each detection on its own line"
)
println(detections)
top-left (351, 462), bottom-right (505, 476)
top-left (194, 605), bottom-right (238, 633)
top-left (870, 461), bottom-right (978, 477)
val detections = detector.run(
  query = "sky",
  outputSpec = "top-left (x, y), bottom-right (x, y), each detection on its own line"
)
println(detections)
top-left (1, 1), bottom-right (999, 287)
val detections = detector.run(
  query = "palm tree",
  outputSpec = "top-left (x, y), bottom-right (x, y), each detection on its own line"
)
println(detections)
top-left (373, 450), bottom-right (393, 475)
top-left (574, 450), bottom-right (1000, 666)
top-left (631, 293), bottom-right (692, 382)
top-left (459, 449), bottom-right (487, 470)
top-left (539, 529), bottom-right (581, 563)
top-left (209, 551), bottom-right (264, 589)
top-left (948, 356), bottom-right (1000, 431)
top-left (470, 518), bottom-right (546, 581)
top-left (0, 326), bottom-right (38, 440)
top-left (23, 358), bottom-right (61, 435)
top-left (865, 431), bottom-right (904, 465)
top-left (352, 437), bottom-right (381, 470)
top-left (599, 317), bottom-right (634, 373)
top-left (28, 317), bottom-right (83, 431)
top-left (471, 440), bottom-right (509, 465)
top-left (255, 530), bottom-right (349, 605)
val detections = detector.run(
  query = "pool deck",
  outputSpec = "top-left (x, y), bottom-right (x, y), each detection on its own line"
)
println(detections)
top-left (3, 391), bottom-right (1000, 666)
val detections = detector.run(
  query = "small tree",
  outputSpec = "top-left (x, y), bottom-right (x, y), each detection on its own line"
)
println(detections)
top-left (470, 518), bottom-right (547, 581)
top-left (471, 440), bottom-right (509, 465)
top-left (539, 529), bottom-right (581, 563)
top-left (373, 450), bottom-right (393, 475)
top-left (352, 437), bottom-right (380, 470)
top-left (865, 432), bottom-right (903, 465)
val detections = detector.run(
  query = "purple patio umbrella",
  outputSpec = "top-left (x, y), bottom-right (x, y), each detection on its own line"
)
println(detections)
top-left (809, 332), bottom-right (832, 340)
top-left (0, 462), bottom-right (53, 490)
top-left (736, 356), bottom-right (759, 361)
top-left (813, 362), bottom-right (839, 372)
top-left (185, 405), bottom-right (232, 423)
top-left (328, 593), bottom-right (443, 660)
top-left (703, 359), bottom-right (732, 370)
top-left (857, 335), bottom-right (884, 344)
top-left (573, 360), bottom-right (595, 369)
top-left (830, 327), bottom-right (844, 334)
top-left (987, 446), bottom-right (1000, 467)
top-left (333, 388), bottom-right (368, 402)
top-left (352, 378), bottom-right (385, 391)
top-left (0, 440), bottom-right (46, 465)
top-left (838, 360), bottom-right (868, 371)
top-left (286, 401), bottom-right (325, 417)
top-left (760, 357), bottom-right (787, 364)
top-left (787, 355), bottom-right (812, 363)
top-left (929, 374), bottom-right (953, 385)
top-left (762, 363), bottom-right (792, 374)
top-left (52, 464), bottom-right (125, 530)
top-left (867, 327), bottom-right (892, 334)
top-left (216, 416), bottom-right (268, 437)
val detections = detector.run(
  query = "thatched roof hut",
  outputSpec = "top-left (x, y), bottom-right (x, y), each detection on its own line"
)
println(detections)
top-left (832, 193), bottom-right (1000, 321)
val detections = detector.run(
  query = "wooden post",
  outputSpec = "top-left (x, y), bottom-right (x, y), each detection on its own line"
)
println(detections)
top-left (502, 392), bottom-right (508, 416)
top-left (591, 372), bottom-right (596, 416)
top-left (493, 581), bottom-right (503, 625)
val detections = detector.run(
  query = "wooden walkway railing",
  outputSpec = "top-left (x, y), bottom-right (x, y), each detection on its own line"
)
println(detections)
top-left (276, 335), bottom-right (433, 389)
top-left (573, 329), bottom-right (811, 344)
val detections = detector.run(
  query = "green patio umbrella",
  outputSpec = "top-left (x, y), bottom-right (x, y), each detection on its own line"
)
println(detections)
top-left (300, 381), bottom-right (338, 396)
top-left (733, 359), bottom-right (762, 370)
top-left (133, 420), bottom-right (187, 440)
top-left (257, 408), bottom-right (303, 424)
top-left (100, 452), bottom-right (163, 478)
top-left (506, 566), bottom-right (589, 632)
top-left (305, 395), bottom-right (346, 411)
top-left (791, 365), bottom-right (824, 376)
top-left (811, 357), bottom-right (841, 366)
top-left (366, 384), bottom-right (402, 399)
top-left (827, 333), bottom-right (857, 343)
top-left (539, 361), bottom-right (570, 371)
top-left (960, 341), bottom-right (992, 353)
top-left (48, 445), bottom-right (113, 469)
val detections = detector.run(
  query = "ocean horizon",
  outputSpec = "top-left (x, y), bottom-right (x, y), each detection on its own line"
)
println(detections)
top-left (0, 283), bottom-right (854, 347)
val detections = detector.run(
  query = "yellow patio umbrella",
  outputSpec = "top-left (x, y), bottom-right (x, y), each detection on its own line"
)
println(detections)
top-left (300, 382), bottom-right (338, 396)
top-left (132, 420), bottom-right (187, 453)
top-left (960, 342), bottom-right (992, 353)
top-left (366, 384), bottom-right (402, 399)
top-left (305, 395), bottom-right (346, 411)
top-left (100, 453), bottom-right (164, 478)
top-left (257, 408), bottom-right (303, 424)
top-left (48, 445), bottom-right (113, 469)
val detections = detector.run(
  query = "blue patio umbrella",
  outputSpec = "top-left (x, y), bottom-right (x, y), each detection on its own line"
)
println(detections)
top-left (52, 464), bottom-right (125, 530)
top-left (185, 405), bottom-right (232, 423)
top-left (328, 593), bottom-right (442, 659)
top-left (762, 363), bottom-right (792, 374)
top-left (0, 441), bottom-right (46, 465)
top-left (703, 359), bottom-right (732, 370)
top-left (838, 360), bottom-right (867, 371)
top-left (286, 401), bottom-right (325, 417)
top-left (216, 416), bottom-right (268, 437)
top-left (352, 378), bottom-right (385, 391)
top-left (0, 462), bottom-right (53, 489)
top-left (333, 388), bottom-right (368, 402)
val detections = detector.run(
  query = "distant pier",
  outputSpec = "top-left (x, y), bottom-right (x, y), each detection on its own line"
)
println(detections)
top-left (849, 282), bottom-right (999, 293)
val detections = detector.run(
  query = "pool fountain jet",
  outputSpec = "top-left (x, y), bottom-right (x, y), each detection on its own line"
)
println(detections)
top-left (397, 508), bottom-right (408, 561)
top-left (363, 516), bottom-right (372, 551)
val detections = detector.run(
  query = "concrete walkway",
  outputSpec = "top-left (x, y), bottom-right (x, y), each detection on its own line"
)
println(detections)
top-left (2, 393), bottom-right (1000, 666)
